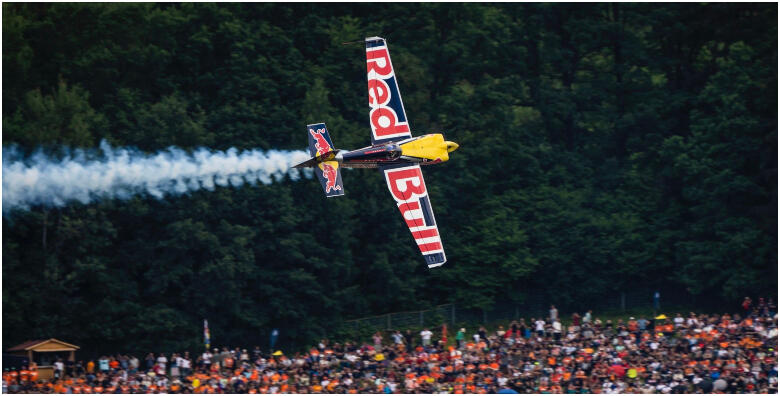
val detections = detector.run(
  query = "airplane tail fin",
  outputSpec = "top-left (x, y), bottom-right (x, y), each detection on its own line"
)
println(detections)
top-left (307, 123), bottom-right (336, 158)
top-left (294, 123), bottom-right (345, 197)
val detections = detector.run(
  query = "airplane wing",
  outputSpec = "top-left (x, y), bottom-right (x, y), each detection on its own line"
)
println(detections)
top-left (366, 37), bottom-right (413, 145)
top-left (379, 164), bottom-right (446, 268)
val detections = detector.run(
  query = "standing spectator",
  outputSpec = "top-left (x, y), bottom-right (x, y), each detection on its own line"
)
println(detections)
top-left (372, 331), bottom-right (383, 350)
top-left (478, 326), bottom-right (487, 342)
top-left (572, 312), bottom-right (581, 330)
top-left (534, 317), bottom-right (546, 337)
top-left (627, 317), bottom-right (638, 334)
top-left (53, 359), bottom-right (64, 379)
top-left (144, 353), bottom-right (155, 371)
top-left (201, 349), bottom-right (212, 369)
top-left (75, 360), bottom-right (84, 376)
top-left (129, 355), bottom-right (139, 374)
top-left (98, 356), bottom-right (109, 373)
top-left (391, 330), bottom-right (403, 347)
top-left (177, 352), bottom-right (191, 377)
top-left (520, 319), bottom-right (530, 338)
top-left (552, 319), bottom-right (562, 341)
top-left (673, 313), bottom-right (685, 328)
top-left (637, 316), bottom-right (648, 332)
top-left (549, 305), bottom-right (558, 321)
top-left (156, 353), bottom-right (168, 372)
top-left (420, 328), bottom-right (433, 347)
top-left (169, 353), bottom-right (180, 379)
top-left (404, 330), bottom-right (414, 348)
top-left (223, 351), bottom-right (234, 370)
top-left (455, 328), bottom-right (465, 349)
top-left (742, 297), bottom-right (753, 316)
top-left (496, 325), bottom-right (506, 338)
top-left (583, 310), bottom-right (593, 324)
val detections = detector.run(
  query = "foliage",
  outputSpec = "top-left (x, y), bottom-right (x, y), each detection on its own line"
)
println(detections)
top-left (2, 3), bottom-right (776, 354)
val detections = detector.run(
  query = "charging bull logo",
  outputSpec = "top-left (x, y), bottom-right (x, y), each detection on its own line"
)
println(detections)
top-left (319, 161), bottom-right (341, 193)
top-left (309, 128), bottom-right (332, 156)
top-left (367, 45), bottom-right (411, 142)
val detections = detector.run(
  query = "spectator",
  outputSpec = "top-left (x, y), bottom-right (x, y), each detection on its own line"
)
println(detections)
top-left (478, 326), bottom-right (487, 342)
top-left (144, 353), bottom-right (155, 371)
top-left (372, 331), bottom-right (383, 350)
top-left (534, 317), bottom-right (545, 337)
top-left (742, 296), bottom-right (753, 316)
top-left (552, 319), bottom-right (562, 341)
top-left (583, 309), bottom-right (593, 324)
top-left (455, 327), bottom-right (465, 349)
top-left (549, 305), bottom-right (558, 321)
top-left (53, 359), bottom-right (64, 380)
top-left (496, 325), bottom-right (506, 338)
top-left (98, 356), bottom-right (109, 373)
top-left (391, 330), bottom-right (403, 347)
top-left (5, 310), bottom-right (777, 394)
top-left (420, 328), bottom-right (433, 347)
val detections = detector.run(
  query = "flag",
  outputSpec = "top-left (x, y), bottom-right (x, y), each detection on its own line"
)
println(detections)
top-left (204, 319), bottom-right (211, 350)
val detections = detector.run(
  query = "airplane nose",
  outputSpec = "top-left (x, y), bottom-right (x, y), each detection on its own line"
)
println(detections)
top-left (445, 141), bottom-right (459, 153)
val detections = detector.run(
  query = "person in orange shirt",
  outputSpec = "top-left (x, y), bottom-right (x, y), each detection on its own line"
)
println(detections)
top-left (18, 367), bottom-right (29, 382)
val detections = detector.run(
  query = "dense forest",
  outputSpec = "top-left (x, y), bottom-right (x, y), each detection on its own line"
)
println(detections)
top-left (2, 3), bottom-right (777, 354)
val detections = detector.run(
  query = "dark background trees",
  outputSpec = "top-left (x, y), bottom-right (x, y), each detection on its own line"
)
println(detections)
top-left (2, 3), bottom-right (776, 354)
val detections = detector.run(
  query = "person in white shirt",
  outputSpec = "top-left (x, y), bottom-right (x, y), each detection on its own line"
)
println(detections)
top-left (420, 328), bottom-right (433, 346)
top-left (156, 353), bottom-right (167, 370)
top-left (535, 318), bottom-right (546, 337)
top-left (552, 320), bottom-right (563, 341)
top-left (673, 313), bottom-right (685, 328)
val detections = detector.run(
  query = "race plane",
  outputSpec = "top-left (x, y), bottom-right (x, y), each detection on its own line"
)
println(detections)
top-left (293, 36), bottom-right (458, 268)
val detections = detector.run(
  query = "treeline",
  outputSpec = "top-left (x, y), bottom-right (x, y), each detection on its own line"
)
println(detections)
top-left (2, 3), bottom-right (776, 354)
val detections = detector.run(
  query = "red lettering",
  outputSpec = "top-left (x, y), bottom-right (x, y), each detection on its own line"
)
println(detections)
top-left (367, 78), bottom-right (390, 106)
top-left (399, 201), bottom-right (424, 228)
top-left (370, 108), bottom-right (410, 137)
top-left (387, 168), bottom-right (426, 201)
top-left (366, 48), bottom-right (393, 76)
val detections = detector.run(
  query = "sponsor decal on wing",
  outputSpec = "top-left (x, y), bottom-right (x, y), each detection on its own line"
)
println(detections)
top-left (382, 165), bottom-right (446, 265)
top-left (366, 38), bottom-right (412, 144)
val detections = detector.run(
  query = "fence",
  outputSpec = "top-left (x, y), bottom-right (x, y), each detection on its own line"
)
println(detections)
top-left (342, 287), bottom-right (723, 333)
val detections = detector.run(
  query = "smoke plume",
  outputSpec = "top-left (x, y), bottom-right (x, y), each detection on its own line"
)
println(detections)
top-left (3, 141), bottom-right (312, 213)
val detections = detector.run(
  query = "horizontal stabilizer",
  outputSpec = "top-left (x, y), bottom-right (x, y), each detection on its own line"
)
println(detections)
top-left (315, 161), bottom-right (344, 197)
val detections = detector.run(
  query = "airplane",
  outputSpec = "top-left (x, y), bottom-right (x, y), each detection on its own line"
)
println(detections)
top-left (293, 36), bottom-right (459, 268)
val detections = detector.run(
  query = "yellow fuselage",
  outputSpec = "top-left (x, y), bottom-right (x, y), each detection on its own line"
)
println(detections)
top-left (399, 134), bottom-right (459, 162)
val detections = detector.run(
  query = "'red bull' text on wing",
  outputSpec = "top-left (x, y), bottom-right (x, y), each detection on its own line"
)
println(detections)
top-left (292, 37), bottom-right (458, 268)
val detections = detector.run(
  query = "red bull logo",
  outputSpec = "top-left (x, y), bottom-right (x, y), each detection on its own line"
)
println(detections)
top-left (319, 161), bottom-right (341, 194)
top-left (367, 45), bottom-right (411, 142)
top-left (309, 128), bottom-right (332, 156)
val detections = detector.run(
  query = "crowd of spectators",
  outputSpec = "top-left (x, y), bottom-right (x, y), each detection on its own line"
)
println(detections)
top-left (3, 302), bottom-right (777, 394)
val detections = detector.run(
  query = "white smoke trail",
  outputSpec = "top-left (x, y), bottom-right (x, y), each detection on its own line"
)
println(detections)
top-left (2, 141), bottom-right (313, 213)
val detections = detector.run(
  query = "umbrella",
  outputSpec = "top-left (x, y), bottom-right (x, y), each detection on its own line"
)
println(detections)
top-left (655, 314), bottom-right (667, 320)
top-left (498, 389), bottom-right (518, 394)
